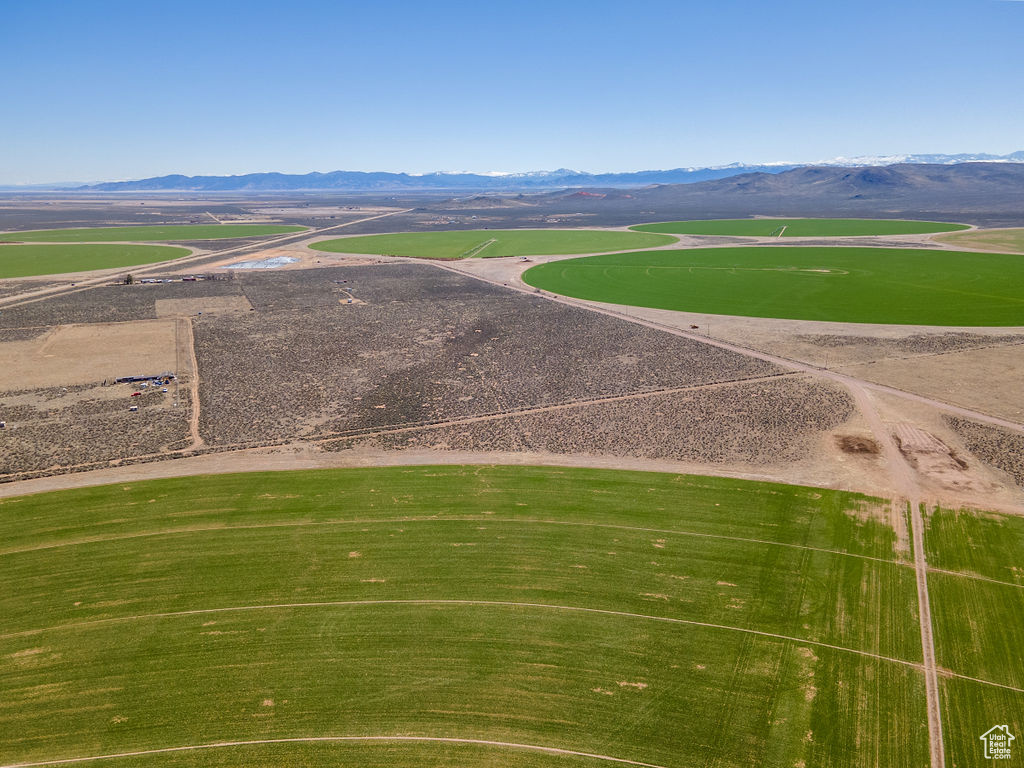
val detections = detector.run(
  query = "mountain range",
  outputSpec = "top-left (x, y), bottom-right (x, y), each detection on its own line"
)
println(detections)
top-left (76, 152), bottom-right (1024, 192)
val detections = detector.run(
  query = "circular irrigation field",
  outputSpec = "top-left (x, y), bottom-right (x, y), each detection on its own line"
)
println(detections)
top-left (631, 218), bottom-right (969, 238)
top-left (0, 243), bottom-right (191, 279)
top-left (310, 229), bottom-right (676, 260)
top-left (522, 246), bottom-right (1024, 326)
top-left (0, 465), bottom-right (936, 767)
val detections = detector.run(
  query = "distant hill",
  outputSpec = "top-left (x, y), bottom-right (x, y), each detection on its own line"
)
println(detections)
top-left (75, 152), bottom-right (1024, 192)
top-left (524, 163), bottom-right (1024, 224)
top-left (78, 166), bottom-right (800, 192)
top-left (631, 162), bottom-right (1024, 202)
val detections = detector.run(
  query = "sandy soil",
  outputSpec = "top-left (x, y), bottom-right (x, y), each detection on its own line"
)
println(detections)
top-left (835, 345), bottom-right (1024, 422)
top-left (0, 319), bottom-right (176, 390)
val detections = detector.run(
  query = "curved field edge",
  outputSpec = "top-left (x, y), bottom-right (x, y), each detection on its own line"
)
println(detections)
top-left (309, 229), bottom-right (677, 260)
top-left (629, 218), bottom-right (970, 238)
top-left (521, 246), bottom-right (1024, 326)
top-left (0, 243), bottom-right (191, 279)
top-left (0, 224), bottom-right (308, 242)
top-left (0, 465), bottom-right (933, 768)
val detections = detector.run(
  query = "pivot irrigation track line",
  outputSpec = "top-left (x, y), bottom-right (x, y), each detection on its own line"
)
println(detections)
top-left (847, 382), bottom-right (945, 768)
top-left (0, 598), bottom-right (926, 669)
top-left (0, 514), bottom-right (912, 567)
top-left (183, 317), bottom-right (203, 450)
top-left (0, 736), bottom-right (674, 768)
top-left (12, 596), bottom-right (1024, 694)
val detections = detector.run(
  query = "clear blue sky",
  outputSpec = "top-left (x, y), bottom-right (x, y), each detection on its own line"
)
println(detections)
top-left (2, 0), bottom-right (1022, 183)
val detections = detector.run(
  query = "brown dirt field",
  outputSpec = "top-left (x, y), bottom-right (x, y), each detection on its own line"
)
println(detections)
top-left (154, 295), bottom-right (253, 317)
top-left (0, 320), bottom-right (176, 391)
top-left (868, 391), bottom-right (1024, 509)
top-left (834, 345), bottom-right (1024, 422)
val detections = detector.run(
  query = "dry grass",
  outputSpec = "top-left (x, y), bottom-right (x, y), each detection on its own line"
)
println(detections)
top-left (935, 227), bottom-right (1024, 254)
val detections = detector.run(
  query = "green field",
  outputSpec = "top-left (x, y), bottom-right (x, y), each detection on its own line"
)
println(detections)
top-left (923, 507), bottom-right (1024, 761)
top-left (1, 224), bottom-right (307, 242)
top-left (522, 246), bottom-right (1024, 326)
top-left (0, 243), bottom-right (191, 279)
top-left (0, 466), bottom-right (931, 767)
top-left (925, 507), bottom-right (1024, 688)
top-left (310, 229), bottom-right (676, 259)
top-left (631, 218), bottom-right (970, 238)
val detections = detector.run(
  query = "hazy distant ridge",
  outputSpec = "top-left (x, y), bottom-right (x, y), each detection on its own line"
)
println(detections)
top-left (77, 152), bottom-right (1024, 192)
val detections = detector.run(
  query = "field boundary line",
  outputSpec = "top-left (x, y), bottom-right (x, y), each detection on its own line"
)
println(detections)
top-left (911, 501), bottom-right (945, 768)
top-left (846, 382), bottom-right (945, 768)
top-left (0, 735), bottom-right (672, 768)
top-left (182, 317), bottom-right (203, 450)
top-left (0, 515), bottom-right (911, 568)
top-left (459, 237), bottom-right (497, 258)
top-left (0, 598), bottom-right (922, 668)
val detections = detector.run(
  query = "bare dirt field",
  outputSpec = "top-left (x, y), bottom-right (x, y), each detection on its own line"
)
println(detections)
top-left (935, 227), bottom-right (1024, 254)
top-left (866, 390), bottom-right (1024, 509)
top-left (0, 319), bottom-right (176, 390)
top-left (834, 344), bottom-right (1024, 422)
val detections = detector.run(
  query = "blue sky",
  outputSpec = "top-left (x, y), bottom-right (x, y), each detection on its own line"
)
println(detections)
top-left (2, 0), bottom-right (1022, 183)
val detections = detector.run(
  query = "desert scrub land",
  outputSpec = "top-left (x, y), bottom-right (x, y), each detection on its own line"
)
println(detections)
top-left (194, 265), bottom-right (782, 446)
top-left (310, 228), bottom-right (676, 259)
top-left (0, 279), bottom-right (246, 328)
top-left (0, 466), bottom-right (928, 768)
top-left (945, 416), bottom-right (1024, 488)
top-left (0, 383), bottom-right (189, 476)
top-left (0, 279), bottom-right (69, 300)
top-left (348, 376), bottom-right (855, 466)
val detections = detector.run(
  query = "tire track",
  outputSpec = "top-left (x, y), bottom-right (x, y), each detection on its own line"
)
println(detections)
top-left (0, 513), bottom-right (911, 567)
top-left (0, 597), bottom-right (923, 669)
